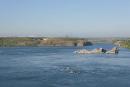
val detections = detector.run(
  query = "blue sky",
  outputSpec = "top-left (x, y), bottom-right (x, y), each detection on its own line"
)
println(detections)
top-left (0, 0), bottom-right (130, 37)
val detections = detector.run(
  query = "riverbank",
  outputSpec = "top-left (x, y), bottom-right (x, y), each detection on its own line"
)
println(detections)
top-left (0, 37), bottom-right (92, 47)
top-left (114, 39), bottom-right (130, 48)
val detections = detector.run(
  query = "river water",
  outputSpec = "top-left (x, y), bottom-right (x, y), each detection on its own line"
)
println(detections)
top-left (0, 44), bottom-right (130, 87)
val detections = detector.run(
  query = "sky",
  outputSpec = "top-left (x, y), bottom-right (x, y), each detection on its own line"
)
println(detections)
top-left (0, 0), bottom-right (130, 37)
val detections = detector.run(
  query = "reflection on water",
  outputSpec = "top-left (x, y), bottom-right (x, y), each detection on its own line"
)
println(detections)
top-left (0, 44), bottom-right (130, 87)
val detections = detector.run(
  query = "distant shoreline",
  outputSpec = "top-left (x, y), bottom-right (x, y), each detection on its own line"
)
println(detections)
top-left (0, 37), bottom-right (129, 48)
top-left (0, 37), bottom-right (92, 47)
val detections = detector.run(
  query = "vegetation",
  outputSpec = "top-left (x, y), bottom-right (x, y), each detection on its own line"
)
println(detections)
top-left (120, 40), bottom-right (130, 48)
top-left (114, 40), bottom-right (130, 49)
top-left (0, 37), bottom-right (92, 47)
top-left (0, 37), bottom-right (40, 47)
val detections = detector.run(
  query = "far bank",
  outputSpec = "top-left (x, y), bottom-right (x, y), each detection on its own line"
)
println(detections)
top-left (0, 37), bottom-right (92, 47)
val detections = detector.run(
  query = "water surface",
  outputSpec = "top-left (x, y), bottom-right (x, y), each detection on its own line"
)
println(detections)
top-left (0, 44), bottom-right (130, 87)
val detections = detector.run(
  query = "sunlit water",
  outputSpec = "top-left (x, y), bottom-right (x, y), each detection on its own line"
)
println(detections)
top-left (0, 44), bottom-right (130, 87)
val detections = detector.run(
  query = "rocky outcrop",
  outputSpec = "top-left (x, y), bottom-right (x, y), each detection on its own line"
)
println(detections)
top-left (74, 47), bottom-right (119, 54)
